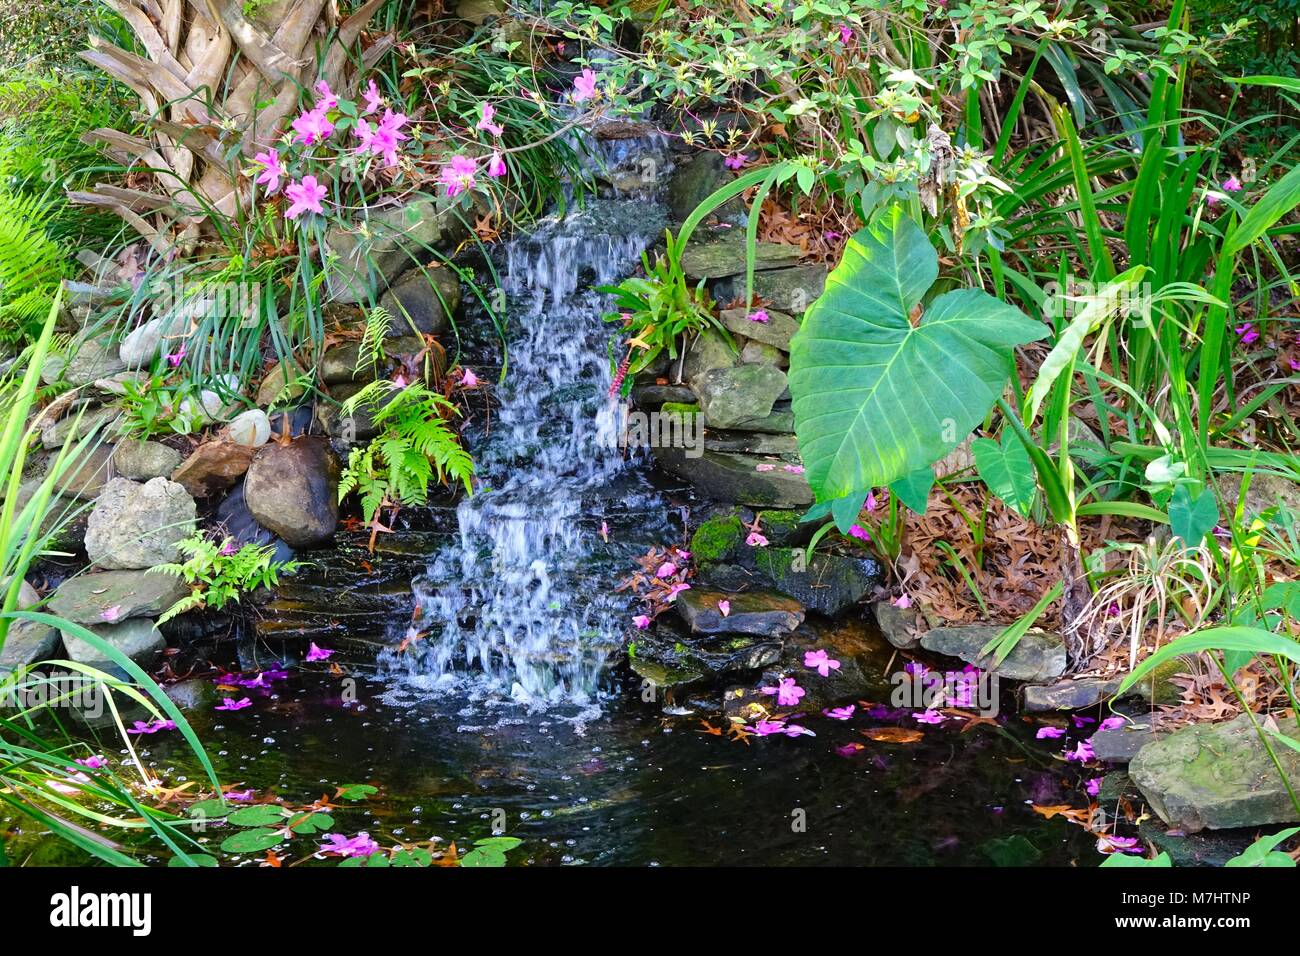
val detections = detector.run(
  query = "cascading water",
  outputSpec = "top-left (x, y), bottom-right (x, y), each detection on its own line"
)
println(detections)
top-left (380, 136), bottom-right (677, 706)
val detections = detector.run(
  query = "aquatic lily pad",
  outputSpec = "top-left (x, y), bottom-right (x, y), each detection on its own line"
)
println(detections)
top-left (286, 812), bottom-right (334, 834)
top-left (220, 828), bottom-right (286, 854)
top-left (337, 783), bottom-right (378, 801)
top-left (391, 848), bottom-right (434, 867)
top-left (460, 836), bottom-right (522, 868)
top-left (187, 798), bottom-right (229, 820)
top-left (227, 805), bottom-right (287, 827)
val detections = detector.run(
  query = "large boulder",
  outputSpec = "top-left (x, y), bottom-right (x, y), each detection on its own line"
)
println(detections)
top-left (378, 265), bottom-right (462, 339)
top-left (920, 624), bottom-right (1066, 683)
top-left (1130, 714), bottom-right (1300, 831)
top-left (113, 440), bottom-right (184, 481)
top-left (48, 570), bottom-right (188, 624)
top-left (61, 618), bottom-right (166, 672)
top-left (243, 437), bottom-right (340, 548)
top-left (171, 440), bottom-right (257, 498)
top-left (0, 580), bottom-right (57, 672)
top-left (84, 477), bottom-right (196, 569)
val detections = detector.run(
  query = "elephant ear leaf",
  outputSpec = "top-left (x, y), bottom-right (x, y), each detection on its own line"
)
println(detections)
top-left (973, 432), bottom-right (1036, 516)
top-left (788, 207), bottom-right (1045, 501)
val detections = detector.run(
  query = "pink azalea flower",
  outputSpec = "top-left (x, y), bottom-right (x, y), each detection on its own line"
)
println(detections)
top-left (892, 593), bottom-right (912, 609)
top-left (314, 79), bottom-right (338, 110)
top-left (677, 550), bottom-right (691, 560)
top-left (914, 708), bottom-right (946, 724)
top-left (746, 532), bottom-right (768, 547)
top-left (904, 661), bottom-right (929, 678)
top-left (487, 152), bottom-right (507, 178)
top-left (362, 78), bottom-right (384, 115)
top-left (1072, 715), bottom-right (1096, 728)
top-left (127, 719), bottom-right (175, 735)
top-left (724, 153), bottom-right (748, 170)
top-left (291, 107), bottom-right (334, 146)
top-left (1096, 834), bottom-right (1143, 855)
top-left (571, 68), bottom-right (598, 102)
top-left (1036, 726), bottom-right (1065, 740)
top-left (355, 109), bottom-right (409, 167)
top-left (666, 582), bottom-right (691, 601)
top-left (1222, 175), bottom-right (1242, 192)
top-left (803, 648), bottom-right (841, 677)
top-left (632, 614), bottom-right (651, 630)
top-left (760, 677), bottom-right (806, 707)
top-left (101, 604), bottom-right (122, 622)
top-left (216, 697), bottom-right (252, 711)
top-left (1204, 192), bottom-right (1221, 206)
top-left (75, 755), bottom-right (108, 769)
top-left (441, 154), bottom-right (477, 197)
top-left (166, 343), bottom-right (187, 367)
top-left (1085, 777), bottom-right (1102, 797)
top-left (755, 463), bottom-right (775, 472)
top-left (656, 561), bottom-right (677, 579)
top-left (253, 148), bottom-right (283, 194)
top-left (459, 368), bottom-right (480, 388)
top-left (848, 524), bottom-right (870, 541)
top-left (783, 464), bottom-right (804, 474)
top-left (718, 599), bottom-right (730, 617)
top-left (747, 309), bottom-right (769, 323)
top-left (1066, 739), bottom-right (1096, 763)
top-left (781, 723), bottom-right (815, 737)
top-left (836, 742), bottom-right (864, 756)
top-left (306, 642), bottom-right (334, 662)
top-left (1099, 716), bottom-right (1126, 732)
top-left (477, 102), bottom-right (504, 136)
top-left (284, 175), bottom-right (327, 219)
top-left (839, 24), bottom-right (853, 43)
top-left (219, 539), bottom-right (239, 556)
top-left (226, 789), bottom-right (255, 802)
top-left (320, 832), bottom-right (380, 858)
top-left (823, 705), bottom-right (855, 720)
top-left (752, 719), bottom-right (788, 737)
top-left (865, 490), bottom-right (879, 511)
top-left (1236, 322), bottom-right (1259, 345)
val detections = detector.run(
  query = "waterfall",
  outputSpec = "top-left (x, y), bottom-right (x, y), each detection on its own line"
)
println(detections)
top-left (380, 137), bottom-right (674, 706)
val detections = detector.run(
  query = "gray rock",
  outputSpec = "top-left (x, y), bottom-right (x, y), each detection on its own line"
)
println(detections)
top-left (694, 364), bottom-right (787, 429)
top-left (740, 339), bottom-right (787, 367)
top-left (325, 195), bottom-right (470, 302)
top-left (61, 618), bottom-right (165, 672)
top-left (666, 152), bottom-right (744, 225)
top-left (1090, 715), bottom-right (1155, 764)
top-left (41, 404), bottom-right (121, 449)
top-left (243, 436), bottom-right (340, 548)
top-left (1137, 819), bottom-right (1260, 867)
top-left (378, 265), bottom-right (462, 339)
top-left (0, 619), bottom-right (59, 672)
top-left (631, 384), bottom-right (696, 409)
top-left (680, 235), bottom-right (801, 281)
top-left (57, 338), bottom-right (126, 387)
top-left (1215, 472), bottom-right (1300, 535)
top-left (920, 625), bottom-right (1066, 683)
top-left (11, 480), bottom-right (89, 550)
top-left (682, 330), bottom-right (739, 387)
top-left (321, 342), bottom-right (370, 384)
top-left (704, 431), bottom-right (800, 455)
top-left (745, 548), bottom-right (881, 616)
top-left (676, 587), bottom-right (804, 637)
top-left (874, 600), bottom-right (922, 649)
top-left (48, 444), bottom-right (115, 500)
top-left (723, 405), bottom-right (797, 434)
top-left (48, 570), bottom-right (189, 625)
top-left (652, 446), bottom-right (813, 508)
top-left (92, 371), bottom-right (145, 397)
top-left (712, 264), bottom-right (826, 316)
top-left (85, 477), bottom-right (196, 569)
top-left (119, 313), bottom-right (187, 368)
top-left (113, 440), bottom-right (183, 481)
top-left (1023, 677), bottom-right (1124, 712)
top-left (257, 360), bottom-right (308, 408)
top-left (720, 307), bottom-right (800, 351)
top-left (1130, 714), bottom-right (1300, 831)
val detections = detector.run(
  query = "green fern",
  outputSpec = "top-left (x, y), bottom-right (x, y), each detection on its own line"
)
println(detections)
top-left (355, 306), bottom-right (393, 374)
top-left (0, 188), bottom-right (67, 343)
top-left (150, 534), bottom-right (301, 622)
top-left (338, 380), bottom-right (475, 525)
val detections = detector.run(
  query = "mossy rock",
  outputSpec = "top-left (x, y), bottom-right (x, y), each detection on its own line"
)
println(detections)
top-left (660, 401), bottom-right (700, 418)
top-left (690, 512), bottom-right (745, 565)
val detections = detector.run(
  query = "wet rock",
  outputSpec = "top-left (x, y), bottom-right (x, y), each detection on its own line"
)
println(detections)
top-left (243, 436), bottom-right (340, 548)
top-left (719, 307), bottom-right (800, 351)
top-left (0, 619), bottom-right (59, 672)
top-left (48, 570), bottom-right (188, 625)
top-left (85, 477), bottom-right (196, 569)
top-left (1129, 714), bottom-right (1300, 831)
top-left (113, 440), bottom-right (183, 481)
top-left (321, 342), bottom-right (371, 384)
top-left (740, 339), bottom-right (786, 367)
top-left (920, 625), bottom-right (1066, 683)
top-left (1090, 715), bottom-right (1155, 764)
top-left (704, 430), bottom-right (800, 456)
top-left (225, 409), bottom-right (272, 447)
top-left (628, 654), bottom-right (706, 690)
top-left (61, 618), bottom-right (165, 672)
top-left (325, 195), bottom-right (469, 302)
top-left (215, 482), bottom-right (293, 563)
top-left (666, 152), bottom-right (744, 225)
top-left (875, 600), bottom-right (922, 649)
top-left (689, 512), bottom-right (746, 565)
top-left (163, 677), bottom-right (218, 711)
top-left (694, 364), bottom-right (787, 429)
top-left (171, 440), bottom-right (257, 498)
top-left (1137, 818), bottom-right (1260, 867)
top-left (676, 587), bottom-right (804, 637)
top-left (652, 446), bottom-right (813, 507)
top-left (1023, 677), bottom-right (1123, 712)
top-left (631, 615), bottom-right (781, 690)
top-left (630, 383), bottom-right (696, 409)
top-left (748, 547), bottom-right (880, 617)
top-left (712, 264), bottom-right (826, 316)
top-left (681, 330), bottom-right (739, 386)
top-left (723, 402), bottom-right (796, 434)
top-left (378, 264), bottom-right (462, 338)
top-left (680, 234), bottom-right (801, 281)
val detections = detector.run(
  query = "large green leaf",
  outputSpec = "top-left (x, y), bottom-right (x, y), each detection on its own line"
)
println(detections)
top-left (788, 208), bottom-right (1045, 501)
top-left (972, 433), bottom-right (1036, 516)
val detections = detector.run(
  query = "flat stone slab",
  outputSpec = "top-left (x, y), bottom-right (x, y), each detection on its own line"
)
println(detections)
top-left (0, 619), bottom-right (59, 672)
top-left (1090, 715), bottom-right (1155, 764)
top-left (1023, 677), bottom-right (1123, 712)
top-left (920, 625), bottom-right (1066, 683)
top-left (719, 307), bottom-right (800, 351)
top-left (48, 570), bottom-right (189, 625)
top-left (677, 587), bottom-right (804, 637)
top-left (680, 236), bottom-right (801, 280)
top-left (653, 447), bottom-right (812, 508)
top-left (1130, 713), bottom-right (1300, 831)
top-left (61, 618), bottom-right (166, 672)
